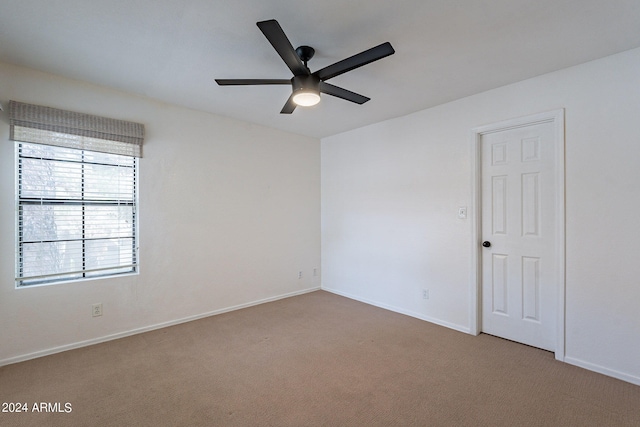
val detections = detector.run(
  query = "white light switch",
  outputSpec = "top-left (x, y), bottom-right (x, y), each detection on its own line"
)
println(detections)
top-left (458, 207), bottom-right (467, 219)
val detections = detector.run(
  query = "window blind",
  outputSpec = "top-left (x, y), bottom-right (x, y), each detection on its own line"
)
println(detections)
top-left (16, 143), bottom-right (138, 285)
top-left (9, 100), bottom-right (144, 158)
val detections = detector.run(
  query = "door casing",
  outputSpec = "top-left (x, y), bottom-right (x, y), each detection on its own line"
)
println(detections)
top-left (469, 109), bottom-right (565, 361)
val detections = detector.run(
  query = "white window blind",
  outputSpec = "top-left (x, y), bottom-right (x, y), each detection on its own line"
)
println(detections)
top-left (9, 101), bottom-right (143, 286)
top-left (16, 143), bottom-right (138, 285)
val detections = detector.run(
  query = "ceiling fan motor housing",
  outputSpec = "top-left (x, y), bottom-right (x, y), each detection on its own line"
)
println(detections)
top-left (292, 75), bottom-right (320, 93)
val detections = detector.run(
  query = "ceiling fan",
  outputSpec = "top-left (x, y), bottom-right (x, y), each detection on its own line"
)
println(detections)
top-left (215, 19), bottom-right (395, 114)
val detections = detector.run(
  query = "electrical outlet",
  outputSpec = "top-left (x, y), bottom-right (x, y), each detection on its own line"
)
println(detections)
top-left (313, 268), bottom-right (318, 277)
top-left (298, 271), bottom-right (303, 279)
top-left (422, 289), bottom-right (429, 300)
top-left (92, 303), bottom-right (103, 317)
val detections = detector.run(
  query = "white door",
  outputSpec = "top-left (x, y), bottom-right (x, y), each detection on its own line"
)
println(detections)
top-left (481, 120), bottom-right (557, 351)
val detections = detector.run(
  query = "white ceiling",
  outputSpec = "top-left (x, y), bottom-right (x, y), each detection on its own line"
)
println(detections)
top-left (2, 0), bottom-right (640, 139)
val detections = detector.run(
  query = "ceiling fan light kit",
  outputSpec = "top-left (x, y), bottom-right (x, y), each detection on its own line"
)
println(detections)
top-left (215, 19), bottom-right (394, 114)
top-left (292, 75), bottom-right (321, 106)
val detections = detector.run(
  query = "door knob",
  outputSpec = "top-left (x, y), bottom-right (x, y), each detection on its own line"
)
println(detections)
top-left (482, 241), bottom-right (491, 248)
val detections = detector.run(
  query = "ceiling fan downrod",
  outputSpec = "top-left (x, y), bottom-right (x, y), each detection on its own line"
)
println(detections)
top-left (295, 45), bottom-right (315, 69)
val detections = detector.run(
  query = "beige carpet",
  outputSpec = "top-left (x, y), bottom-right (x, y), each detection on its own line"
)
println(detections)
top-left (1, 290), bottom-right (639, 426)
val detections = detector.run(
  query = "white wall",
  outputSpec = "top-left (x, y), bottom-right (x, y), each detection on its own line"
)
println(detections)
top-left (0, 62), bottom-right (321, 364)
top-left (321, 47), bottom-right (640, 384)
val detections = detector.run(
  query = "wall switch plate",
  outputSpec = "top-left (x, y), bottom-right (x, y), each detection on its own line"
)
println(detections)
top-left (458, 207), bottom-right (467, 219)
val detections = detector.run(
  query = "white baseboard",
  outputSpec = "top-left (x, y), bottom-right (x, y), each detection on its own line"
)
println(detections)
top-left (322, 287), bottom-right (471, 334)
top-left (564, 356), bottom-right (640, 386)
top-left (0, 286), bottom-right (321, 367)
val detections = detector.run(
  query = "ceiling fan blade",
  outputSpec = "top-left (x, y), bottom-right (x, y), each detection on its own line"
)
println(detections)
top-left (314, 42), bottom-right (395, 81)
top-left (280, 94), bottom-right (297, 114)
top-left (319, 82), bottom-right (370, 104)
top-left (257, 20), bottom-right (309, 76)
top-left (215, 79), bottom-right (291, 86)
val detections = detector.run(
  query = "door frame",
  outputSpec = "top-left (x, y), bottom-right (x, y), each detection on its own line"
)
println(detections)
top-left (469, 109), bottom-right (566, 361)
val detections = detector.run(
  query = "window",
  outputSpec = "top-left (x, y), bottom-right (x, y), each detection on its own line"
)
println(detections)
top-left (17, 143), bottom-right (138, 285)
top-left (9, 101), bottom-right (144, 287)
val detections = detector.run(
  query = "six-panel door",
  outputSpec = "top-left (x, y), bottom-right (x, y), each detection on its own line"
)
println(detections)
top-left (481, 121), bottom-right (557, 351)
